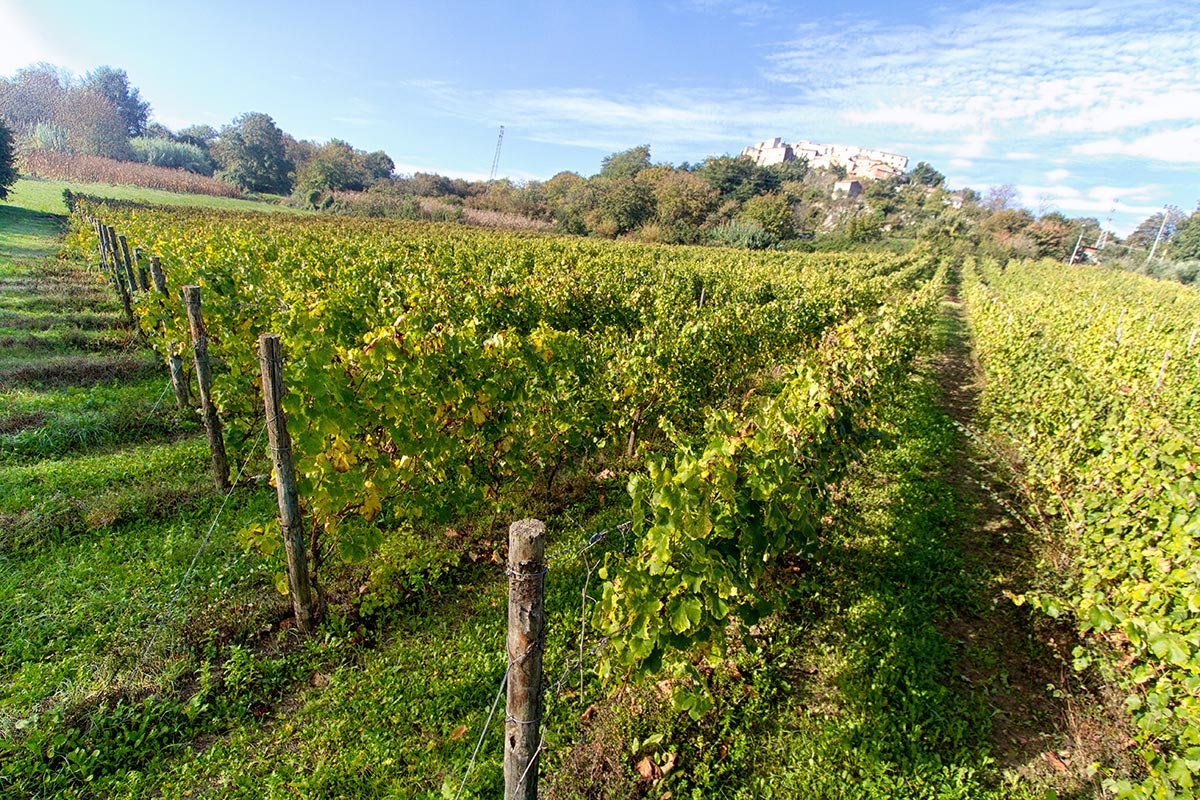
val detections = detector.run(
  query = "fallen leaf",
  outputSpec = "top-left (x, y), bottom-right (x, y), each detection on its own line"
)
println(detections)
top-left (635, 756), bottom-right (662, 781)
top-left (1042, 751), bottom-right (1069, 772)
top-left (450, 724), bottom-right (467, 741)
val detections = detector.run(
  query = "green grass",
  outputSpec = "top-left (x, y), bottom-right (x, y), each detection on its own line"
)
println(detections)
top-left (0, 200), bottom-right (65, 259)
top-left (8, 177), bottom-right (308, 217)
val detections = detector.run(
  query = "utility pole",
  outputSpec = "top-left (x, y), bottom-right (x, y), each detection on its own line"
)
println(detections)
top-left (1096, 205), bottom-right (1116, 249)
top-left (1068, 231), bottom-right (1085, 265)
top-left (489, 125), bottom-right (505, 182)
top-left (1146, 206), bottom-right (1171, 265)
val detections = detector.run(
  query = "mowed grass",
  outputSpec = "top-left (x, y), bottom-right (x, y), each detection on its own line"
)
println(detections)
top-left (0, 191), bottom-right (301, 797)
top-left (9, 177), bottom-right (309, 216)
top-left (0, 200), bottom-right (64, 260)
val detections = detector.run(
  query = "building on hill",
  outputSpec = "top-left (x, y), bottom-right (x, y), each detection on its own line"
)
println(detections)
top-left (834, 179), bottom-right (863, 198)
top-left (743, 138), bottom-right (908, 180)
top-left (745, 137), bottom-right (794, 166)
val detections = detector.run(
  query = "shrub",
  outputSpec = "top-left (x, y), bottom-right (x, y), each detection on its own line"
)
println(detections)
top-left (30, 122), bottom-right (70, 153)
top-left (709, 219), bottom-right (778, 250)
top-left (129, 137), bottom-right (214, 175)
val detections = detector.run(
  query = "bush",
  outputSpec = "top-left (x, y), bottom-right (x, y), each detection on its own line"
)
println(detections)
top-left (709, 219), bottom-right (778, 250)
top-left (129, 137), bottom-right (214, 175)
top-left (30, 122), bottom-right (70, 153)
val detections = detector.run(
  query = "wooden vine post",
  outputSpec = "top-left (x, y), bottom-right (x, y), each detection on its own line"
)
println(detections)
top-left (182, 285), bottom-right (230, 491)
top-left (151, 257), bottom-right (190, 410)
top-left (505, 518), bottom-right (546, 800)
top-left (118, 234), bottom-right (139, 297)
top-left (149, 255), bottom-right (167, 294)
top-left (133, 247), bottom-right (149, 292)
top-left (258, 333), bottom-right (315, 633)
top-left (106, 226), bottom-right (134, 324)
top-left (93, 220), bottom-right (108, 266)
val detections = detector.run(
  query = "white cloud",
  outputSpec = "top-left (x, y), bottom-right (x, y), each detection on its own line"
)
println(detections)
top-left (419, 84), bottom-right (832, 157)
top-left (1073, 126), bottom-right (1200, 164)
top-left (763, 0), bottom-right (1200, 162)
top-left (679, 0), bottom-right (780, 21)
top-left (1015, 182), bottom-right (1163, 230)
top-left (1045, 168), bottom-right (1071, 183)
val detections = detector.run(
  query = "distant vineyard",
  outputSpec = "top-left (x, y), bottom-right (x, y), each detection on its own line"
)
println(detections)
top-left (964, 257), bottom-right (1200, 799)
top-left (20, 150), bottom-right (242, 198)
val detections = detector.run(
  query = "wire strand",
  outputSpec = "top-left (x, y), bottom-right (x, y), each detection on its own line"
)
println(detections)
top-left (126, 422), bottom-right (268, 689)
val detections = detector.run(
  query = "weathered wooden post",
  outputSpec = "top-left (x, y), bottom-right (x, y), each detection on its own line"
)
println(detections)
top-left (150, 256), bottom-right (190, 409)
top-left (182, 285), bottom-right (230, 491)
top-left (93, 220), bottom-right (108, 267)
top-left (133, 247), bottom-right (149, 292)
top-left (118, 234), bottom-right (139, 296)
top-left (109, 229), bottom-right (134, 325)
top-left (258, 333), bottom-right (315, 633)
top-left (169, 349), bottom-right (190, 410)
top-left (149, 255), bottom-right (167, 295)
top-left (505, 518), bottom-right (546, 800)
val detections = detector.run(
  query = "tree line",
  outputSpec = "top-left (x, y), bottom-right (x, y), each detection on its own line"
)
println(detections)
top-left (0, 63), bottom-right (394, 199)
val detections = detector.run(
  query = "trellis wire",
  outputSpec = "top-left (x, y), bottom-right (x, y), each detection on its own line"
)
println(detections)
top-left (126, 422), bottom-right (267, 689)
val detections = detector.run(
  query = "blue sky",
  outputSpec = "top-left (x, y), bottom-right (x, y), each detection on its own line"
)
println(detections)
top-left (3, 0), bottom-right (1198, 234)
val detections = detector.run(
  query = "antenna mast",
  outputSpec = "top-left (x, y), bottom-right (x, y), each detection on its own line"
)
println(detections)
top-left (488, 125), bottom-right (505, 181)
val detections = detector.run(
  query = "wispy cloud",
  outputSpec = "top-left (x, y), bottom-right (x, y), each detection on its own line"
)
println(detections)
top-left (1073, 126), bottom-right (1200, 164)
top-left (418, 84), bottom-right (828, 158)
top-left (1015, 182), bottom-right (1163, 229)
top-left (677, 0), bottom-right (780, 22)
top-left (763, 0), bottom-right (1200, 162)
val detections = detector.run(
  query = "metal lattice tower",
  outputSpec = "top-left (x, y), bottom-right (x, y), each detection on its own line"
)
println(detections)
top-left (488, 125), bottom-right (505, 181)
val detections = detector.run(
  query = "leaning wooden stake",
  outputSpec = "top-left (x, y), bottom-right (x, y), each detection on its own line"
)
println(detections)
top-left (133, 247), bottom-right (149, 292)
top-left (149, 255), bottom-right (167, 295)
top-left (258, 333), bottom-right (315, 633)
top-left (93, 220), bottom-right (108, 267)
top-left (151, 257), bottom-right (190, 409)
top-left (103, 226), bottom-right (133, 322)
top-left (168, 351), bottom-right (190, 410)
top-left (182, 285), bottom-right (230, 491)
top-left (505, 518), bottom-right (546, 800)
top-left (118, 234), bottom-right (139, 296)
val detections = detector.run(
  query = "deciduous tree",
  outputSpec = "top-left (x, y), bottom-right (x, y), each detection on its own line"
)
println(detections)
top-left (600, 144), bottom-right (651, 180)
top-left (55, 87), bottom-right (131, 159)
top-left (908, 161), bottom-right (945, 187)
top-left (82, 66), bottom-right (150, 137)
top-left (740, 192), bottom-right (795, 241)
top-left (0, 63), bottom-right (69, 135)
top-left (212, 112), bottom-right (293, 194)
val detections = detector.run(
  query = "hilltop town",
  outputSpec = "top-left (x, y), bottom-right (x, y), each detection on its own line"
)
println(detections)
top-left (743, 137), bottom-right (909, 180)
